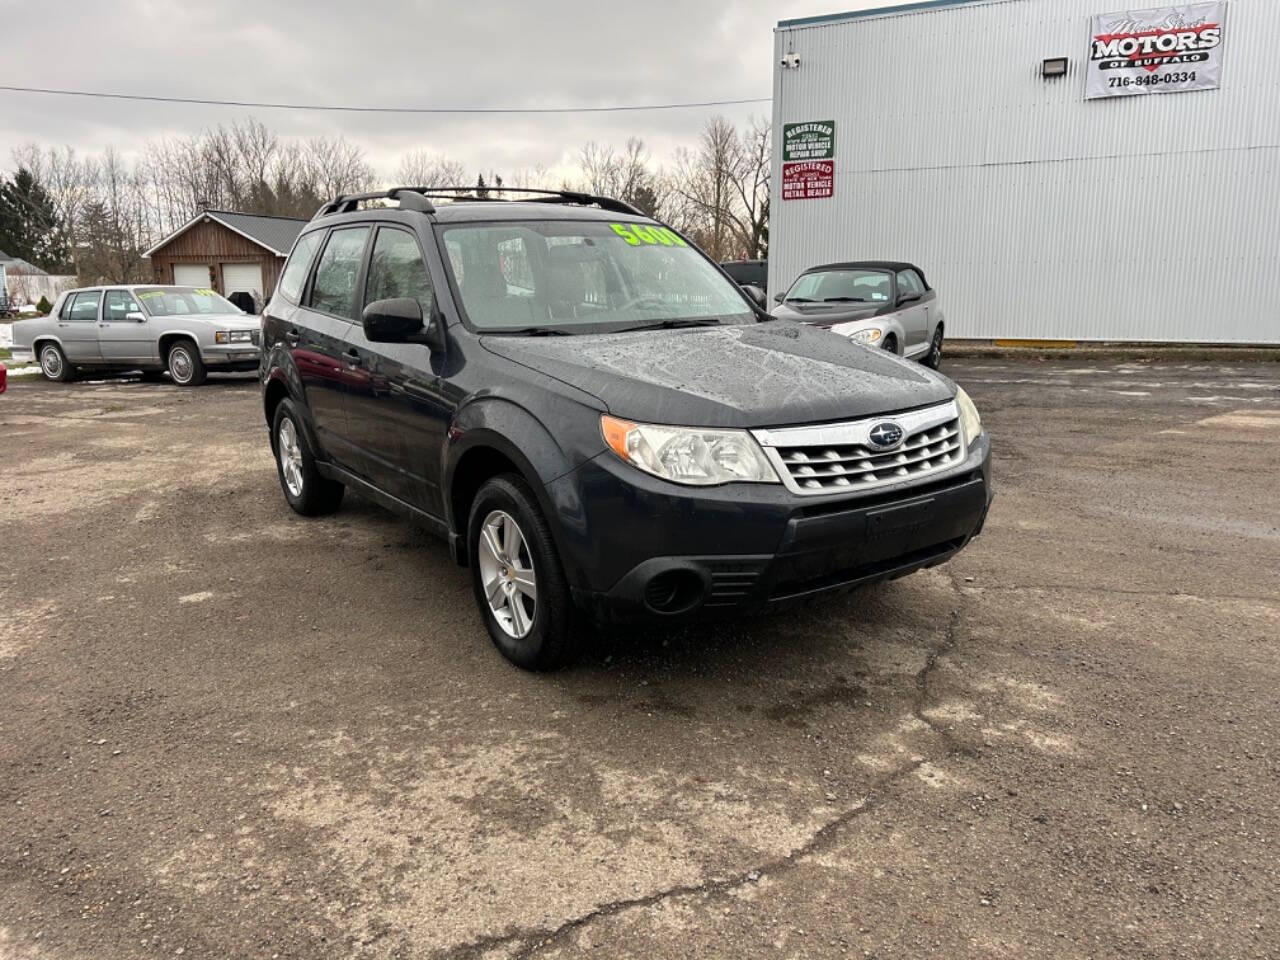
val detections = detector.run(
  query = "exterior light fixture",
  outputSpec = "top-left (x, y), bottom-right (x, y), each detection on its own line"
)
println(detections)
top-left (1042, 57), bottom-right (1069, 78)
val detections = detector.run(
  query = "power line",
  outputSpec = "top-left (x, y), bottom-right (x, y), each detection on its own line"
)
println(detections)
top-left (0, 84), bottom-right (770, 115)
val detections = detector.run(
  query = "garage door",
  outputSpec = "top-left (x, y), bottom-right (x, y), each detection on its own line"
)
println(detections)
top-left (222, 263), bottom-right (264, 308)
top-left (173, 264), bottom-right (211, 287)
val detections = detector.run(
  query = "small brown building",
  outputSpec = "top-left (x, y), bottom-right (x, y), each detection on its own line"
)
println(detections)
top-left (143, 211), bottom-right (307, 310)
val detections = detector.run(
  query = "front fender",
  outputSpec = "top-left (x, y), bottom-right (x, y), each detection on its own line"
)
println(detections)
top-left (444, 398), bottom-right (576, 518)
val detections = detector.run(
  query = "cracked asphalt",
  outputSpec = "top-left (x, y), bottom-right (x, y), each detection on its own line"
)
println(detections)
top-left (1, 357), bottom-right (1278, 959)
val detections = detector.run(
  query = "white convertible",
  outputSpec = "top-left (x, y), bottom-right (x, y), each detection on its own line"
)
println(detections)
top-left (771, 261), bottom-right (946, 369)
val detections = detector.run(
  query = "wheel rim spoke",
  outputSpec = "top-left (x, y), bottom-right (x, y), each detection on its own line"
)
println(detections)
top-left (508, 595), bottom-right (529, 636)
top-left (501, 514), bottom-right (519, 560)
top-left (511, 568), bottom-right (537, 601)
top-left (480, 523), bottom-right (504, 567)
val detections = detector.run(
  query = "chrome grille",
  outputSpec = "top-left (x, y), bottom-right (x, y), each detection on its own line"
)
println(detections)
top-left (753, 401), bottom-right (964, 496)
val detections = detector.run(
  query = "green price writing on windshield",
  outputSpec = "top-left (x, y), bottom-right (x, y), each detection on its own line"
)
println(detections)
top-left (137, 291), bottom-right (164, 299)
top-left (610, 223), bottom-right (688, 247)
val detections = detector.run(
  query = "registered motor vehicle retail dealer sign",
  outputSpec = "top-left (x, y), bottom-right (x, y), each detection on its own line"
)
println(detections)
top-left (782, 121), bottom-right (835, 201)
top-left (782, 161), bottom-right (834, 201)
top-left (1086, 3), bottom-right (1227, 99)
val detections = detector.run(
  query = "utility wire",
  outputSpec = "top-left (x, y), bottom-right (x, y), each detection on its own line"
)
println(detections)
top-left (0, 85), bottom-right (770, 115)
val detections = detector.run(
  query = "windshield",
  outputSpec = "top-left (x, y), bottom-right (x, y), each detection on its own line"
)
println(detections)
top-left (439, 220), bottom-right (754, 333)
top-left (135, 287), bottom-right (242, 317)
top-left (785, 269), bottom-right (893, 304)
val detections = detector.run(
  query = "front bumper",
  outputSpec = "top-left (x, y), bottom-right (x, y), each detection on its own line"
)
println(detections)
top-left (553, 433), bottom-right (993, 624)
top-left (203, 344), bottom-right (261, 368)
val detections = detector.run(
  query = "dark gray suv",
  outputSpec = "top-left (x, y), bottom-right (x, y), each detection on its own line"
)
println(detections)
top-left (261, 187), bottom-right (992, 670)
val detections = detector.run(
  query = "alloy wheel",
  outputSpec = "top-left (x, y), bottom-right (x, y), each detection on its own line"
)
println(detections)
top-left (476, 510), bottom-right (538, 639)
top-left (278, 417), bottom-right (304, 497)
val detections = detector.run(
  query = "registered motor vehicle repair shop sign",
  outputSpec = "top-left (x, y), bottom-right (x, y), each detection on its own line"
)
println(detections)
top-left (1086, 3), bottom-right (1227, 99)
top-left (782, 121), bottom-right (835, 201)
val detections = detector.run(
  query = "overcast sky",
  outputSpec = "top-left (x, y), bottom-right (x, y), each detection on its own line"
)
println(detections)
top-left (0, 0), bottom-right (890, 182)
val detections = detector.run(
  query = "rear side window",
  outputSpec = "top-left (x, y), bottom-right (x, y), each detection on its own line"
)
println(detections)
top-left (309, 227), bottom-right (370, 320)
top-left (278, 231), bottom-right (323, 304)
top-left (897, 270), bottom-right (925, 297)
top-left (66, 291), bottom-right (102, 322)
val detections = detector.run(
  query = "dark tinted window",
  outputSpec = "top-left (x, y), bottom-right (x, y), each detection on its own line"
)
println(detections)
top-left (309, 227), bottom-right (370, 319)
top-left (722, 262), bottom-right (766, 287)
top-left (364, 228), bottom-right (434, 318)
top-left (278, 231), bottom-right (323, 304)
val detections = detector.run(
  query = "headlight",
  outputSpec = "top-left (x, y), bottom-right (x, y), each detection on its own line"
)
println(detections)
top-left (955, 386), bottom-right (983, 447)
top-left (849, 327), bottom-right (882, 344)
top-left (601, 415), bottom-right (779, 486)
top-left (215, 330), bottom-right (254, 344)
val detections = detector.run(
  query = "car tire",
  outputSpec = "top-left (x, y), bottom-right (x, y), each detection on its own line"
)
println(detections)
top-left (38, 343), bottom-right (73, 382)
top-left (272, 399), bottom-right (344, 516)
top-left (166, 340), bottom-right (207, 387)
top-left (922, 326), bottom-right (944, 369)
top-left (881, 333), bottom-right (899, 355)
top-left (468, 474), bottom-right (580, 671)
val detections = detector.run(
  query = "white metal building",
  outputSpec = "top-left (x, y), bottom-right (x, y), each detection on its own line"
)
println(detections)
top-left (769, 0), bottom-right (1280, 343)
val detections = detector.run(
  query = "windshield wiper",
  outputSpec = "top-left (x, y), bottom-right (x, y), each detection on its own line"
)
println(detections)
top-left (615, 318), bottom-right (723, 333)
top-left (821, 296), bottom-right (867, 302)
top-left (784, 297), bottom-right (814, 303)
top-left (493, 326), bottom-right (572, 336)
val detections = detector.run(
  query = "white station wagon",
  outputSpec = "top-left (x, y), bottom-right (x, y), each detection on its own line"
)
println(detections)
top-left (13, 285), bottom-right (261, 386)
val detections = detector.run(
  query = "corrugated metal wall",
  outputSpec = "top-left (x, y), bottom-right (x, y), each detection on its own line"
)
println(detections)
top-left (770, 0), bottom-right (1280, 343)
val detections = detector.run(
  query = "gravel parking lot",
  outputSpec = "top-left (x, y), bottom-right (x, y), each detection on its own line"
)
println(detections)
top-left (1, 359), bottom-right (1278, 959)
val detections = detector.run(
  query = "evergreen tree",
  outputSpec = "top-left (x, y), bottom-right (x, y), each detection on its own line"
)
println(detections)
top-left (0, 168), bottom-right (71, 272)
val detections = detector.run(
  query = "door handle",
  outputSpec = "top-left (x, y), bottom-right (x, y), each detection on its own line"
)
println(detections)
top-left (283, 329), bottom-right (300, 346)
top-left (343, 349), bottom-right (362, 367)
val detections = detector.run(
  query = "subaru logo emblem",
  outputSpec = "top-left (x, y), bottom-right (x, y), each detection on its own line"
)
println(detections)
top-left (868, 422), bottom-right (904, 449)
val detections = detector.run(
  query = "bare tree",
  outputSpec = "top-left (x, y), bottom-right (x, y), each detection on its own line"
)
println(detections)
top-left (671, 116), bottom-right (743, 260)
top-left (728, 118), bottom-right (770, 259)
top-left (395, 150), bottom-right (468, 187)
top-left (304, 136), bottom-right (376, 202)
top-left (76, 148), bottom-right (152, 284)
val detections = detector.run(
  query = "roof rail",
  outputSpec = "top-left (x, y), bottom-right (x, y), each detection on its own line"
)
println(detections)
top-left (312, 186), bottom-right (644, 220)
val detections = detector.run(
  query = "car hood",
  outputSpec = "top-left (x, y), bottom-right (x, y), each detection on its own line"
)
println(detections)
top-left (771, 301), bottom-right (890, 326)
top-left (480, 320), bottom-right (954, 429)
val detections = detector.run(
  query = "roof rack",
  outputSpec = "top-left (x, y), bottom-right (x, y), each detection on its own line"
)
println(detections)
top-left (311, 186), bottom-right (644, 220)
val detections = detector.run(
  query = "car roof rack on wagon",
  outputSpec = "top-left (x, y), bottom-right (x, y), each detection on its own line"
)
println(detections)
top-left (311, 186), bottom-right (645, 221)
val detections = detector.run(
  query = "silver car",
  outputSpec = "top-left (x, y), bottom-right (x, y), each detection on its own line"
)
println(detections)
top-left (771, 261), bottom-right (945, 368)
top-left (12, 285), bottom-right (261, 386)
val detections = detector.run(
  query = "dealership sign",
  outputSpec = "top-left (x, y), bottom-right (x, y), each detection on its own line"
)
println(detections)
top-left (783, 121), bottom-right (835, 162)
top-left (1086, 3), bottom-right (1227, 99)
top-left (782, 161), bottom-right (834, 201)
top-left (782, 121), bottom-right (836, 201)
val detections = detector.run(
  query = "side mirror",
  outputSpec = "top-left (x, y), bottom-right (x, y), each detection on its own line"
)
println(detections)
top-left (362, 297), bottom-right (445, 351)
top-left (897, 291), bottom-right (922, 306)
top-left (772, 292), bottom-right (785, 303)
top-left (740, 283), bottom-right (767, 309)
top-left (126, 311), bottom-right (147, 323)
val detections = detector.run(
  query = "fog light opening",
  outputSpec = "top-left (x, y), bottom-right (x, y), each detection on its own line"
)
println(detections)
top-left (643, 570), bottom-right (704, 615)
